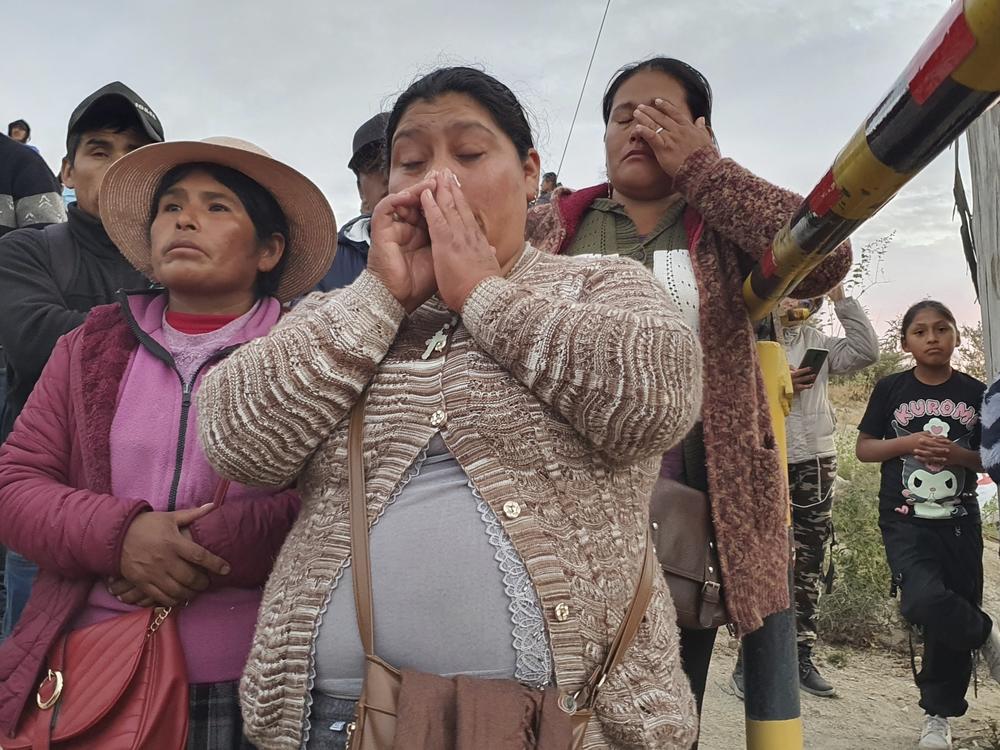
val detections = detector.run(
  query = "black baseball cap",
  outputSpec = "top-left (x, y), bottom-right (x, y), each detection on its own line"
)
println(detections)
top-left (348, 112), bottom-right (390, 171)
top-left (66, 81), bottom-right (164, 149)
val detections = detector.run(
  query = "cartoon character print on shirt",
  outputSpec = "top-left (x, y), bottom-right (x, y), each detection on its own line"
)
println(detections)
top-left (892, 420), bottom-right (971, 520)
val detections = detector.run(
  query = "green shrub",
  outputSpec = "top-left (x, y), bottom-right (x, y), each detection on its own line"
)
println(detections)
top-left (830, 351), bottom-right (909, 404)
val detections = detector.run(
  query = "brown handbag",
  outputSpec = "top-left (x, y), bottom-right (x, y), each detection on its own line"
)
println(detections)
top-left (649, 477), bottom-right (729, 630)
top-left (5, 607), bottom-right (189, 749)
top-left (344, 394), bottom-right (658, 750)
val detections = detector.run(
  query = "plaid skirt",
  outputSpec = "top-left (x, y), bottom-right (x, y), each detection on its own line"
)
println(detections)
top-left (188, 681), bottom-right (256, 749)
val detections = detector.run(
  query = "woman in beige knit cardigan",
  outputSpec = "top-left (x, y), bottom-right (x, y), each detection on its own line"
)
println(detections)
top-left (197, 67), bottom-right (703, 749)
top-left (526, 56), bottom-right (852, 736)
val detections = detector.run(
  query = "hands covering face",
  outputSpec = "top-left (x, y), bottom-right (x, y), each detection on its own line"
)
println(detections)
top-left (368, 169), bottom-right (502, 314)
top-left (631, 98), bottom-right (717, 178)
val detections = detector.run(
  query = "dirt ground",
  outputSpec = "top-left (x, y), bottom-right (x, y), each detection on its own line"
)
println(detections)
top-left (698, 539), bottom-right (1000, 750)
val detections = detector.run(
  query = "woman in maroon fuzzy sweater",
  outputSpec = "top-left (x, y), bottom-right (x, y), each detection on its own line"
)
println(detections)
top-left (527, 56), bottom-right (851, 733)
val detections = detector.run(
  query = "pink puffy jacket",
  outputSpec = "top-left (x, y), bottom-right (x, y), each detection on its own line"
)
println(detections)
top-left (0, 293), bottom-right (299, 737)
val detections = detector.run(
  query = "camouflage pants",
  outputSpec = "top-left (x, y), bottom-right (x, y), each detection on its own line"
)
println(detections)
top-left (790, 456), bottom-right (837, 652)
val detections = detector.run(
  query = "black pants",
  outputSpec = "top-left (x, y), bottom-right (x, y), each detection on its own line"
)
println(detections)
top-left (679, 625), bottom-right (719, 716)
top-left (880, 518), bottom-right (992, 717)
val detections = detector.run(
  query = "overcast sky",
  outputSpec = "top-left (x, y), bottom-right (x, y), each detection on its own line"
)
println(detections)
top-left (4, 0), bottom-right (988, 335)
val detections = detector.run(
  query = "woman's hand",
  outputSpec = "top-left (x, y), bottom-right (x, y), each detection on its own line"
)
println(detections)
top-left (108, 527), bottom-right (196, 607)
top-left (119, 504), bottom-right (231, 607)
top-left (420, 169), bottom-right (503, 312)
top-left (632, 99), bottom-right (717, 177)
top-left (106, 578), bottom-right (157, 607)
top-left (368, 176), bottom-right (439, 314)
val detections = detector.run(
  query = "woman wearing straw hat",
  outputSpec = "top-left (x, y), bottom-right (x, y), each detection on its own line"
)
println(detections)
top-left (0, 136), bottom-right (336, 748)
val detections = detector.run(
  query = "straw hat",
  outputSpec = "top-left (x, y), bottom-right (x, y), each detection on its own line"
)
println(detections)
top-left (100, 137), bottom-right (337, 301)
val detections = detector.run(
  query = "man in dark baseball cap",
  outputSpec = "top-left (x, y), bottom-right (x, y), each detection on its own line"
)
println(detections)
top-left (0, 81), bottom-right (160, 635)
top-left (347, 111), bottom-right (390, 215)
top-left (315, 112), bottom-right (389, 292)
top-left (62, 81), bottom-right (164, 218)
top-left (66, 81), bottom-right (164, 148)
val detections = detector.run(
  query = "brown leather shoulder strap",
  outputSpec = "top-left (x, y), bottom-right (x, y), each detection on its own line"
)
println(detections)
top-left (574, 532), bottom-right (657, 710)
top-left (347, 393), bottom-right (376, 657)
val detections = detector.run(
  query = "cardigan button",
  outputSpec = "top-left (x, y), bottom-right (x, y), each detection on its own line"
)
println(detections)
top-left (429, 409), bottom-right (446, 427)
top-left (502, 500), bottom-right (522, 519)
top-left (557, 692), bottom-right (577, 713)
top-left (554, 603), bottom-right (571, 622)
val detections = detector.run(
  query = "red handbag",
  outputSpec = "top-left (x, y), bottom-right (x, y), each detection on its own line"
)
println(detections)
top-left (5, 606), bottom-right (189, 749)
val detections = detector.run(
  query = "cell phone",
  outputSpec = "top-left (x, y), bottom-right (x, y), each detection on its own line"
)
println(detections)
top-left (799, 348), bottom-right (829, 374)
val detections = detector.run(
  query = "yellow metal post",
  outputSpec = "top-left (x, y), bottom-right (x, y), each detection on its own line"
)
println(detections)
top-left (743, 342), bottom-right (802, 750)
top-left (757, 342), bottom-right (793, 475)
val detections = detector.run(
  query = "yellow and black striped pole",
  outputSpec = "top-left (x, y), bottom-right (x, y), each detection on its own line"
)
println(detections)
top-left (743, 3), bottom-right (999, 747)
top-left (745, 342), bottom-right (802, 749)
top-left (743, 0), bottom-right (1000, 322)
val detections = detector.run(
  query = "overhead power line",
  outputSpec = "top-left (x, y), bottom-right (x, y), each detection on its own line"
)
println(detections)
top-left (557, 0), bottom-right (613, 178)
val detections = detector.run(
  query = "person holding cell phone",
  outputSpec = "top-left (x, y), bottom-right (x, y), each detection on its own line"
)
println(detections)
top-left (731, 283), bottom-right (878, 698)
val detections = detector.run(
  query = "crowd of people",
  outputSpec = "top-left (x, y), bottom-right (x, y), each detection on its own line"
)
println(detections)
top-left (0, 58), bottom-right (998, 750)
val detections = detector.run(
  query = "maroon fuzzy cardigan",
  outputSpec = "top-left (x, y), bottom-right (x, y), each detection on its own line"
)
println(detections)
top-left (0, 302), bottom-right (299, 737)
top-left (526, 147), bottom-right (852, 635)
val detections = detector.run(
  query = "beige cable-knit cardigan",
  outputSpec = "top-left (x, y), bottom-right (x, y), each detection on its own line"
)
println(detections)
top-left (198, 245), bottom-right (703, 749)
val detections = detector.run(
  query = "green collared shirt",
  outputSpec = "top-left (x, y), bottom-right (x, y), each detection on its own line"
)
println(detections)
top-left (565, 196), bottom-right (688, 271)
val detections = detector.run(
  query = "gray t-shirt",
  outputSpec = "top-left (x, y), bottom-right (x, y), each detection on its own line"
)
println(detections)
top-left (314, 434), bottom-right (552, 698)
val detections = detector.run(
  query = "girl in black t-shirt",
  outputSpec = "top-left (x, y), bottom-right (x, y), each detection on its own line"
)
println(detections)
top-left (856, 300), bottom-right (1000, 749)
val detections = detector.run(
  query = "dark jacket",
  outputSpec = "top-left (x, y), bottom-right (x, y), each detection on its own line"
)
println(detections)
top-left (526, 147), bottom-right (852, 634)
top-left (0, 294), bottom-right (299, 736)
top-left (0, 134), bottom-right (65, 238)
top-left (315, 215), bottom-right (369, 292)
top-left (0, 204), bottom-right (148, 440)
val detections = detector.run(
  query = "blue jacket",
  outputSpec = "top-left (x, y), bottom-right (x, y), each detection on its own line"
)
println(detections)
top-left (315, 215), bottom-right (369, 292)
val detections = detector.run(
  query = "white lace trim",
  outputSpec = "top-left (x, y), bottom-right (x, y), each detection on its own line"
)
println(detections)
top-left (302, 443), bottom-right (429, 747)
top-left (651, 248), bottom-right (700, 336)
top-left (473, 485), bottom-right (554, 688)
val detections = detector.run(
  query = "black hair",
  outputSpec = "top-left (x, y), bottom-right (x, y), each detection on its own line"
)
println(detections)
top-left (66, 100), bottom-right (146, 164)
top-left (386, 66), bottom-right (534, 161)
top-left (542, 171), bottom-right (557, 182)
top-left (351, 140), bottom-right (388, 179)
top-left (900, 300), bottom-right (958, 345)
top-left (7, 119), bottom-right (30, 139)
top-left (602, 57), bottom-right (713, 126)
top-left (148, 162), bottom-right (291, 298)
